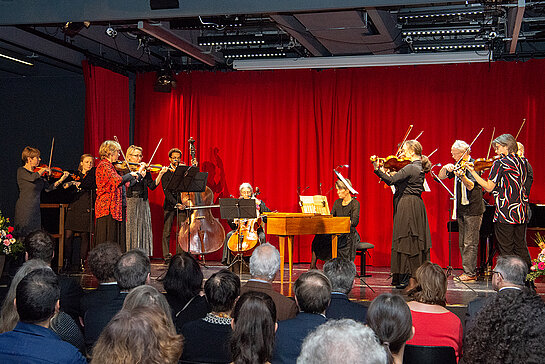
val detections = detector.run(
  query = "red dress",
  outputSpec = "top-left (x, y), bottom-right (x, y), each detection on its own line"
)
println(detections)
top-left (95, 159), bottom-right (123, 221)
top-left (407, 309), bottom-right (463, 360)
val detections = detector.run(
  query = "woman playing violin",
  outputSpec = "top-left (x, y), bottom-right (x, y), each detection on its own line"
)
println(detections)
top-left (372, 140), bottom-right (432, 290)
top-left (95, 140), bottom-right (146, 249)
top-left (14, 146), bottom-right (69, 237)
top-left (466, 134), bottom-right (531, 266)
top-left (62, 154), bottom-right (96, 271)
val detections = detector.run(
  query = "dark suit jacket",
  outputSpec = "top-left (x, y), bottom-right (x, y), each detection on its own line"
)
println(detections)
top-left (241, 280), bottom-right (298, 321)
top-left (326, 292), bottom-right (367, 323)
top-left (84, 291), bottom-right (127, 352)
top-left (80, 283), bottom-right (120, 315)
top-left (272, 312), bottom-right (327, 364)
top-left (58, 275), bottom-right (84, 320)
top-left (465, 287), bottom-right (523, 333)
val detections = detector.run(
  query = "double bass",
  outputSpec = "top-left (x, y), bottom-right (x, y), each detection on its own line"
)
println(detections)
top-left (177, 138), bottom-right (226, 255)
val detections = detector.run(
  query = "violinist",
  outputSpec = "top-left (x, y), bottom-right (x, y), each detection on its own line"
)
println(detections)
top-left (14, 146), bottom-right (69, 237)
top-left (466, 134), bottom-right (531, 267)
top-left (95, 140), bottom-right (145, 249)
top-left (517, 142), bottom-right (533, 199)
top-left (372, 140), bottom-right (432, 290)
top-left (437, 140), bottom-right (485, 282)
top-left (221, 183), bottom-right (270, 266)
top-left (310, 178), bottom-right (360, 269)
top-left (62, 154), bottom-right (96, 272)
top-left (124, 145), bottom-right (169, 256)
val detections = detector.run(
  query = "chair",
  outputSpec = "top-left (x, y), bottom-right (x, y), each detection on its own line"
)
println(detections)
top-left (403, 345), bottom-right (456, 364)
top-left (355, 242), bottom-right (374, 277)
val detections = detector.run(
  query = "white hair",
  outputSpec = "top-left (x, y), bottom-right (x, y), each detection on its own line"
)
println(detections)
top-left (249, 243), bottom-right (280, 281)
top-left (451, 140), bottom-right (470, 152)
top-left (239, 183), bottom-right (253, 193)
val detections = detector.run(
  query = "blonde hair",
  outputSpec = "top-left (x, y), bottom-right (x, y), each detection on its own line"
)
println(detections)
top-left (78, 154), bottom-right (94, 172)
top-left (126, 145), bottom-right (143, 157)
top-left (98, 140), bottom-right (121, 159)
top-left (335, 179), bottom-right (352, 191)
top-left (21, 146), bottom-right (40, 165)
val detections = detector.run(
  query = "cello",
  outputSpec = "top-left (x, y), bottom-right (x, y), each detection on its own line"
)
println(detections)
top-left (227, 188), bottom-right (263, 255)
top-left (177, 138), bottom-right (226, 255)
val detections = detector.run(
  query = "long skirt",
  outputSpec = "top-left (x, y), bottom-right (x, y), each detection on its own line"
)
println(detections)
top-left (95, 215), bottom-right (124, 251)
top-left (126, 197), bottom-right (153, 256)
top-left (390, 194), bottom-right (431, 276)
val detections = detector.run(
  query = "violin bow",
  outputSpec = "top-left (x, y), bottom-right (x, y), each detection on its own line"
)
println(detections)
top-left (113, 135), bottom-right (130, 169)
top-left (456, 128), bottom-right (484, 165)
top-left (47, 137), bottom-right (55, 173)
top-left (428, 148), bottom-right (438, 159)
top-left (395, 124), bottom-right (413, 157)
top-left (414, 131), bottom-right (424, 141)
top-left (147, 138), bottom-right (163, 167)
top-left (514, 118), bottom-right (526, 140)
top-left (485, 127), bottom-right (495, 160)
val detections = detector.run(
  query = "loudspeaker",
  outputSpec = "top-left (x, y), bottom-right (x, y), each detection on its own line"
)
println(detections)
top-left (150, 0), bottom-right (179, 10)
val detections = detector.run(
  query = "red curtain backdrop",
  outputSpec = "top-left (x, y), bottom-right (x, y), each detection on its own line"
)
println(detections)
top-left (134, 60), bottom-right (544, 267)
top-left (82, 60), bottom-right (130, 155)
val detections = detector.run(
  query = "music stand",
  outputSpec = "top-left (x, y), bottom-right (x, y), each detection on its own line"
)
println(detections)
top-left (219, 198), bottom-right (257, 276)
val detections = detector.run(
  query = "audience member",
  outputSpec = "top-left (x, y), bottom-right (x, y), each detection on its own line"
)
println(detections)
top-left (84, 249), bottom-right (150, 352)
top-left (181, 269), bottom-right (240, 363)
top-left (323, 258), bottom-right (367, 322)
top-left (122, 285), bottom-right (176, 331)
top-left (367, 293), bottom-right (414, 364)
top-left (159, 251), bottom-right (211, 331)
top-left (0, 269), bottom-right (87, 363)
top-left (230, 291), bottom-right (277, 364)
top-left (272, 270), bottom-right (331, 364)
top-left (463, 288), bottom-right (545, 363)
top-left (24, 230), bottom-right (83, 321)
top-left (406, 261), bottom-right (462, 360)
top-left (297, 319), bottom-right (387, 364)
top-left (241, 243), bottom-right (298, 321)
top-left (465, 255), bottom-right (527, 330)
top-left (91, 306), bottom-right (183, 364)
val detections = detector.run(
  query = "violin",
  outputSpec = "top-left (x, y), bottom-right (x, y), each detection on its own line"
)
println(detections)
top-left (112, 160), bottom-right (172, 173)
top-left (34, 165), bottom-right (76, 180)
top-left (370, 155), bottom-right (411, 172)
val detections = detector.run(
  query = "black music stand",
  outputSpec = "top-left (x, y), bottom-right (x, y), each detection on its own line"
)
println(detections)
top-left (219, 198), bottom-right (257, 276)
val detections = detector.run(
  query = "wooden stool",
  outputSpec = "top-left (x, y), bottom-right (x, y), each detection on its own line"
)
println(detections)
top-left (355, 242), bottom-right (374, 277)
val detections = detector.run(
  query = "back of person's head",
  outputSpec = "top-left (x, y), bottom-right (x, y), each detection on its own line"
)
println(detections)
top-left (464, 289), bottom-right (545, 363)
top-left (323, 258), bottom-right (356, 294)
top-left (231, 291), bottom-right (277, 364)
top-left (204, 269), bottom-right (240, 313)
top-left (367, 293), bottom-right (413, 361)
top-left (122, 285), bottom-right (175, 332)
top-left (24, 230), bottom-right (54, 264)
top-left (16, 268), bottom-right (60, 324)
top-left (0, 260), bottom-right (50, 332)
top-left (114, 249), bottom-right (151, 291)
top-left (249, 243), bottom-right (281, 281)
top-left (91, 306), bottom-right (183, 364)
top-left (297, 319), bottom-right (388, 364)
top-left (88, 242), bottom-right (122, 283)
top-left (495, 255), bottom-right (528, 287)
top-left (294, 270), bottom-right (331, 314)
top-left (409, 261), bottom-right (447, 306)
top-left (160, 252), bottom-right (203, 302)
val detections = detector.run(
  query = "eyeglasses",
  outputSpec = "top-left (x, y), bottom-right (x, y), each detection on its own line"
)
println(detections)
top-left (492, 270), bottom-right (503, 279)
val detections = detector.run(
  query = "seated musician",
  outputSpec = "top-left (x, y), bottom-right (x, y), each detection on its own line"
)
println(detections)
top-left (221, 183), bottom-right (270, 266)
top-left (310, 179), bottom-right (360, 269)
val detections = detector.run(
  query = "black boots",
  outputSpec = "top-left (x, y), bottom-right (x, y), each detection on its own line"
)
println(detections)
top-left (395, 274), bottom-right (410, 289)
top-left (391, 273), bottom-right (400, 286)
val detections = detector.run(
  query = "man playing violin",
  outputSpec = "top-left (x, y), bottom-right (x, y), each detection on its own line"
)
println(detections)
top-left (438, 140), bottom-right (485, 282)
top-left (466, 134), bottom-right (531, 267)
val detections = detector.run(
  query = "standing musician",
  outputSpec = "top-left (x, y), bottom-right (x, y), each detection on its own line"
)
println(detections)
top-left (517, 142), bottom-right (533, 199)
top-left (221, 183), bottom-right (270, 266)
top-left (14, 146), bottom-right (69, 237)
top-left (467, 134), bottom-right (531, 266)
top-left (310, 179), bottom-right (360, 269)
top-left (62, 154), bottom-right (96, 272)
top-left (438, 140), bottom-right (485, 282)
top-left (372, 140), bottom-right (432, 290)
top-left (95, 140), bottom-right (145, 249)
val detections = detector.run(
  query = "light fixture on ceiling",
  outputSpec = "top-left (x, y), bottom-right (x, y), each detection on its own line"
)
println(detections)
top-left (0, 52), bottom-right (34, 66)
top-left (232, 52), bottom-right (489, 71)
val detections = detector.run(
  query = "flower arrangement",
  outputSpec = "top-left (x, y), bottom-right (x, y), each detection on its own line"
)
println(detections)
top-left (0, 211), bottom-right (24, 257)
top-left (527, 232), bottom-right (545, 281)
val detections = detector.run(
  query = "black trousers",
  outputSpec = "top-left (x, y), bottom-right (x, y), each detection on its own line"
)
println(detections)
top-left (494, 222), bottom-right (531, 266)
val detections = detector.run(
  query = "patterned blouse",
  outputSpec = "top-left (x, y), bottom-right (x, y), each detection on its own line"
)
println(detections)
top-left (95, 159), bottom-right (124, 221)
top-left (489, 153), bottom-right (528, 224)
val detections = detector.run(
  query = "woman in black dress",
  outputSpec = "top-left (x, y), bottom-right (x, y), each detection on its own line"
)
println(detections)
top-left (372, 140), bottom-right (432, 289)
top-left (310, 179), bottom-right (360, 269)
top-left (62, 154), bottom-right (96, 272)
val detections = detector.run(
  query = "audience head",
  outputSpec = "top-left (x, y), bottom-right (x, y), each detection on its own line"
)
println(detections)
top-left (16, 268), bottom-right (60, 325)
top-left (464, 289), bottom-right (545, 363)
top-left (91, 306), bottom-right (183, 364)
top-left (493, 133), bottom-right (518, 154)
top-left (204, 269), bottom-right (240, 314)
top-left (230, 291), bottom-right (277, 364)
top-left (493, 255), bottom-right (528, 290)
top-left (160, 252), bottom-right (203, 302)
top-left (409, 261), bottom-right (447, 306)
top-left (294, 270), bottom-right (331, 314)
top-left (88, 242), bottom-right (122, 283)
top-left (114, 249), bottom-right (151, 291)
top-left (0, 260), bottom-right (50, 333)
top-left (323, 258), bottom-right (356, 294)
top-left (367, 293), bottom-right (414, 363)
top-left (24, 230), bottom-right (55, 264)
top-left (297, 319), bottom-right (387, 364)
top-left (122, 285), bottom-right (175, 332)
top-left (249, 243), bottom-right (281, 281)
